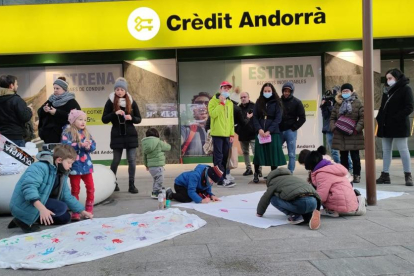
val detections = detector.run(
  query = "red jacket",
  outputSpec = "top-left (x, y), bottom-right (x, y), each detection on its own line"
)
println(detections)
top-left (311, 162), bottom-right (358, 213)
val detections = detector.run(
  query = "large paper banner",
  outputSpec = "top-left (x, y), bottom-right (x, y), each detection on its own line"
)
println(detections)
top-left (0, 209), bottom-right (206, 270)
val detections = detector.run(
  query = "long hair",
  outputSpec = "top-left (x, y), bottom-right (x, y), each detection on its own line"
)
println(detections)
top-left (64, 123), bottom-right (91, 147)
top-left (255, 83), bottom-right (282, 117)
top-left (113, 95), bottom-right (132, 114)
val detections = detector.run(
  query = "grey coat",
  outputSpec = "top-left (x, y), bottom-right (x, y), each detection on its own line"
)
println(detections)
top-left (330, 93), bottom-right (365, 151)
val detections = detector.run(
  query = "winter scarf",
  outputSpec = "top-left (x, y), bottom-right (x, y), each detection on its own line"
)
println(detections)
top-left (339, 93), bottom-right (356, 115)
top-left (48, 91), bottom-right (76, 107)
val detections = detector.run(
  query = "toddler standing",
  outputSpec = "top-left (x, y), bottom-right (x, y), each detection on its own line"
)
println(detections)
top-left (61, 109), bottom-right (96, 221)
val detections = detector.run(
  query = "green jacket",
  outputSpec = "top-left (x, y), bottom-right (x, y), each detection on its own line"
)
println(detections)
top-left (257, 168), bottom-right (321, 216)
top-left (142, 136), bottom-right (171, 167)
top-left (208, 94), bottom-right (235, 137)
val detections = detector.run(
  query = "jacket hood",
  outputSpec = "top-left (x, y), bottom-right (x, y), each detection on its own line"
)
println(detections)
top-left (282, 82), bottom-right (295, 93)
top-left (36, 151), bottom-right (54, 166)
top-left (388, 75), bottom-right (410, 94)
top-left (141, 136), bottom-right (161, 154)
top-left (266, 167), bottom-right (291, 187)
top-left (0, 88), bottom-right (15, 103)
top-left (313, 163), bottom-right (348, 177)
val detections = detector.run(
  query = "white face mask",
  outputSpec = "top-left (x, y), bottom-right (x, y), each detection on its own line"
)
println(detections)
top-left (387, 79), bottom-right (396, 86)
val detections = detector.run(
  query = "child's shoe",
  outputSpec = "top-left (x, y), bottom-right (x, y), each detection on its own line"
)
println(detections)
top-left (320, 209), bottom-right (339, 217)
top-left (71, 213), bottom-right (81, 222)
top-left (287, 214), bottom-right (304, 224)
top-left (151, 191), bottom-right (160, 199)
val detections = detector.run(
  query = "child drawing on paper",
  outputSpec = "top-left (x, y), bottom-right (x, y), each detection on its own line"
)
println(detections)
top-left (166, 164), bottom-right (222, 204)
top-left (8, 144), bottom-right (93, 233)
top-left (61, 109), bottom-right (96, 221)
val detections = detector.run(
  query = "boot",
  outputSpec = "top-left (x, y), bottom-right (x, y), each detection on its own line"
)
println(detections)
top-left (376, 172), bottom-right (391, 184)
top-left (353, 175), bottom-right (361, 183)
top-left (253, 173), bottom-right (259, 183)
top-left (405, 172), bottom-right (413, 186)
top-left (128, 181), bottom-right (139, 194)
top-left (114, 181), bottom-right (120, 192)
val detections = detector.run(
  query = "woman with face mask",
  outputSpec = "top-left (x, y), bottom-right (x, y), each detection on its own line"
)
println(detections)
top-left (252, 83), bottom-right (287, 183)
top-left (38, 77), bottom-right (81, 144)
top-left (330, 83), bottom-right (365, 184)
top-left (376, 68), bottom-right (413, 186)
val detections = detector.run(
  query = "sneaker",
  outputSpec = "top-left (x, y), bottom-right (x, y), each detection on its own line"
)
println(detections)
top-left (71, 213), bottom-right (81, 222)
top-left (353, 175), bottom-right (361, 183)
top-left (287, 214), bottom-right (304, 225)
top-left (354, 195), bottom-right (367, 216)
top-left (226, 174), bottom-right (235, 181)
top-left (243, 169), bottom-right (253, 176)
top-left (217, 179), bottom-right (236, 188)
top-left (165, 187), bottom-right (173, 200)
top-left (309, 210), bottom-right (321, 230)
top-left (151, 191), bottom-right (160, 199)
top-left (320, 209), bottom-right (339, 218)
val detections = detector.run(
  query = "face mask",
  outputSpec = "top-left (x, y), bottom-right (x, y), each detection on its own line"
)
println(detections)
top-left (57, 163), bottom-right (70, 174)
top-left (387, 79), bottom-right (396, 86)
top-left (263, 92), bottom-right (272, 98)
top-left (221, 92), bottom-right (230, 98)
top-left (342, 93), bottom-right (351, 99)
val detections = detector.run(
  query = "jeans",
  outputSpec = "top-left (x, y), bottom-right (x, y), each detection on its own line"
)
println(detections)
top-left (282, 130), bottom-right (298, 173)
top-left (111, 148), bottom-right (137, 182)
top-left (10, 139), bottom-right (25, 147)
top-left (326, 132), bottom-right (352, 170)
top-left (382, 137), bottom-right (411, 173)
top-left (149, 166), bottom-right (164, 192)
top-left (340, 150), bottom-right (361, 176)
top-left (45, 198), bottom-right (71, 224)
top-left (212, 136), bottom-right (230, 179)
top-left (270, 196), bottom-right (317, 216)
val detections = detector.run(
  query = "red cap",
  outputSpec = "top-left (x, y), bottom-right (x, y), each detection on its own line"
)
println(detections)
top-left (220, 81), bottom-right (232, 88)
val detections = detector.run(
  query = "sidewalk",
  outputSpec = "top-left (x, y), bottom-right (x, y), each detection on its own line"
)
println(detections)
top-left (1, 159), bottom-right (414, 275)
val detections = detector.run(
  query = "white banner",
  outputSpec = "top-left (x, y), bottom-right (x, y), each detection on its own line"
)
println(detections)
top-left (241, 56), bottom-right (323, 154)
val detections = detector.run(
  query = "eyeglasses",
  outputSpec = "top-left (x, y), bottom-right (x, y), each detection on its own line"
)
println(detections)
top-left (194, 101), bottom-right (209, 105)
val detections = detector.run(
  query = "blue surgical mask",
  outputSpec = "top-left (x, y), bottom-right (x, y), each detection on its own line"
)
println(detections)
top-left (342, 93), bottom-right (351, 99)
top-left (221, 92), bottom-right (230, 98)
top-left (263, 92), bottom-right (272, 99)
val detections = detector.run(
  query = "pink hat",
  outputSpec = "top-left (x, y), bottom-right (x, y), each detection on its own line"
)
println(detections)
top-left (68, 109), bottom-right (86, 124)
top-left (220, 81), bottom-right (232, 88)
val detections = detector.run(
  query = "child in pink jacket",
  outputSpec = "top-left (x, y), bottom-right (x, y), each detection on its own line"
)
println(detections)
top-left (304, 151), bottom-right (366, 217)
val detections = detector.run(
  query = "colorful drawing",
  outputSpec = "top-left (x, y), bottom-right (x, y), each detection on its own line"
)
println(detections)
top-left (76, 231), bottom-right (89, 236)
top-left (51, 238), bottom-right (60, 244)
top-left (39, 247), bottom-right (55, 256)
top-left (220, 209), bottom-right (229, 213)
top-left (112, 239), bottom-right (123, 244)
top-left (94, 235), bottom-right (106, 241)
top-left (102, 224), bottom-right (113, 228)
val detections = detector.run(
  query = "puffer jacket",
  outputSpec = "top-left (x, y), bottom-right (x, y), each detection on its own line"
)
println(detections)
top-left (257, 167), bottom-right (321, 216)
top-left (208, 93), bottom-right (234, 137)
top-left (142, 136), bottom-right (171, 167)
top-left (330, 93), bottom-right (365, 151)
top-left (174, 164), bottom-right (215, 203)
top-left (311, 160), bottom-right (358, 213)
top-left (9, 151), bottom-right (84, 226)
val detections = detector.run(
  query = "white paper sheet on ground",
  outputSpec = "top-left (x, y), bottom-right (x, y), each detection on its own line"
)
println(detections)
top-left (174, 189), bottom-right (405, 229)
top-left (174, 191), bottom-right (288, 229)
top-left (0, 209), bottom-right (205, 270)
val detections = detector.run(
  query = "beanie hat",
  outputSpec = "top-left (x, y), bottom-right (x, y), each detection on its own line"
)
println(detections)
top-left (341, 83), bottom-right (353, 92)
top-left (219, 81), bottom-right (232, 89)
top-left (207, 165), bottom-right (223, 183)
top-left (282, 82), bottom-right (295, 92)
top-left (53, 78), bottom-right (69, 91)
top-left (68, 109), bottom-right (86, 125)
top-left (114, 77), bottom-right (128, 91)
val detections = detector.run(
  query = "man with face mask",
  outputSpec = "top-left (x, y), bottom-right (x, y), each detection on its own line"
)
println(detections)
top-left (208, 81), bottom-right (235, 187)
top-left (280, 82), bottom-right (306, 174)
top-left (0, 75), bottom-right (33, 147)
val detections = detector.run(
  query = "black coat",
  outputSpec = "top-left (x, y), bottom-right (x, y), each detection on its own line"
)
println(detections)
top-left (376, 76), bottom-right (414, 138)
top-left (0, 89), bottom-right (32, 140)
top-left (320, 98), bottom-right (335, 134)
top-left (252, 98), bottom-right (282, 134)
top-left (280, 95), bottom-right (306, 131)
top-left (102, 99), bottom-right (142, 149)
top-left (236, 101), bottom-right (256, 141)
top-left (38, 98), bottom-right (81, 143)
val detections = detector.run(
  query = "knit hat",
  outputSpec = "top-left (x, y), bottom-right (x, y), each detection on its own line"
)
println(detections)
top-left (68, 109), bottom-right (86, 125)
top-left (219, 81), bottom-right (232, 89)
top-left (207, 165), bottom-right (223, 183)
top-left (341, 83), bottom-right (353, 92)
top-left (53, 78), bottom-right (69, 91)
top-left (114, 77), bottom-right (128, 91)
top-left (282, 82), bottom-right (295, 92)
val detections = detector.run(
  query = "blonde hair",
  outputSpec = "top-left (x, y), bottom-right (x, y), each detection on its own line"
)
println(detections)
top-left (65, 113), bottom-right (91, 146)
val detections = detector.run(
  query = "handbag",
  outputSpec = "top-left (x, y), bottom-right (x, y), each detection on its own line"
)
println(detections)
top-left (335, 115), bottom-right (357, 136)
top-left (258, 134), bottom-right (272, 144)
top-left (227, 146), bottom-right (239, 169)
top-left (203, 130), bottom-right (213, 155)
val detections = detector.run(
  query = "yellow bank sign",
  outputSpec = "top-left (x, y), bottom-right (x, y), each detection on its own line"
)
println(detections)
top-left (0, 0), bottom-right (413, 54)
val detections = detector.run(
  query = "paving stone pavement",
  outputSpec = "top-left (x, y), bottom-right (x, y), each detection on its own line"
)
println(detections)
top-left (1, 159), bottom-right (414, 275)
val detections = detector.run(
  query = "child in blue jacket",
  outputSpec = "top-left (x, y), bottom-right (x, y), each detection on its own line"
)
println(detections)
top-left (166, 164), bottom-right (222, 203)
top-left (8, 145), bottom-right (93, 233)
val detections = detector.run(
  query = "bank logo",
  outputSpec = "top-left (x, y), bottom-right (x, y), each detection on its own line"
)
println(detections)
top-left (127, 7), bottom-right (160, 41)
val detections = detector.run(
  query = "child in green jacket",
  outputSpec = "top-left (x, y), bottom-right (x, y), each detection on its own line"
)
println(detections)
top-left (141, 128), bottom-right (171, 198)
